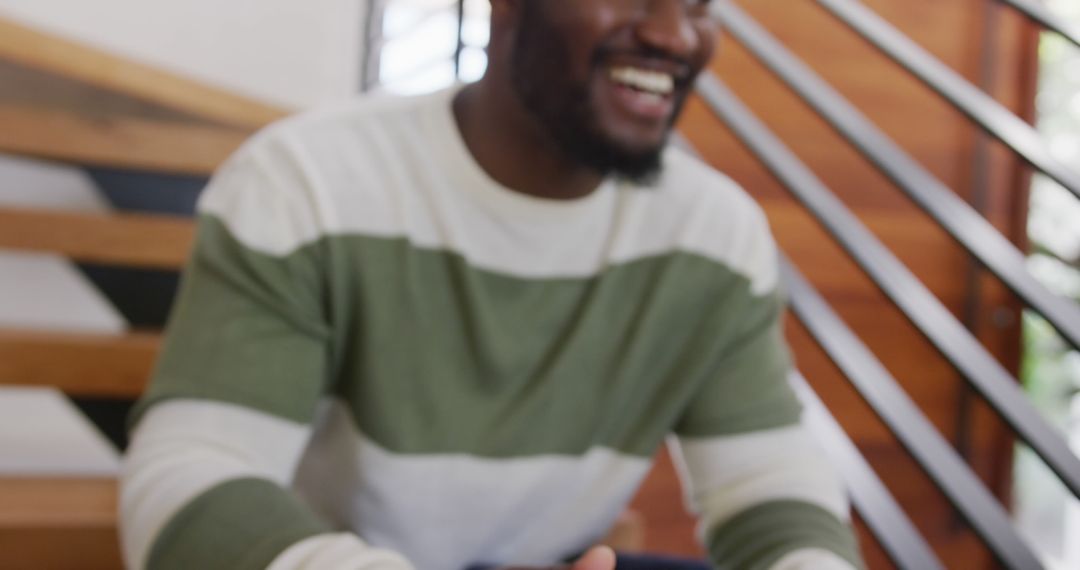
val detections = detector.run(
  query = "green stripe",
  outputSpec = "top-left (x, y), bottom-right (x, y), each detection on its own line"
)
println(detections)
top-left (707, 500), bottom-right (864, 570)
top-left (138, 215), bottom-right (799, 458)
top-left (147, 478), bottom-right (331, 570)
top-left (133, 216), bottom-right (332, 426)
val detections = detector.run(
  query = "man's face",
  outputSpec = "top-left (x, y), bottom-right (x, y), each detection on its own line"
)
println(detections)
top-left (508, 0), bottom-right (718, 182)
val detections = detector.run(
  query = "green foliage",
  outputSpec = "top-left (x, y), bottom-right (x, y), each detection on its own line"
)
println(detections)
top-left (1021, 311), bottom-right (1079, 430)
top-left (1024, 3), bottom-right (1080, 416)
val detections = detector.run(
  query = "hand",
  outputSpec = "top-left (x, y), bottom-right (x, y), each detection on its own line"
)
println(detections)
top-left (497, 545), bottom-right (617, 570)
top-left (568, 546), bottom-right (617, 570)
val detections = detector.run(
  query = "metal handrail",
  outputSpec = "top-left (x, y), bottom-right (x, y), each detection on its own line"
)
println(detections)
top-left (695, 72), bottom-right (1080, 499)
top-left (714, 1), bottom-right (1080, 355)
top-left (782, 258), bottom-right (1044, 569)
top-left (454, 0), bottom-right (466, 78)
top-left (812, 0), bottom-right (1080, 202)
top-left (998, 0), bottom-right (1080, 49)
top-left (792, 372), bottom-right (946, 570)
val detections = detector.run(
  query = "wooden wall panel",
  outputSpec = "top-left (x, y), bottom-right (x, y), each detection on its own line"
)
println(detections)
top-left (641, 0), bottom-right (1041, 567)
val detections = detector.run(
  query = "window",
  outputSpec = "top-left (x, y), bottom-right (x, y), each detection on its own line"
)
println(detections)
top-left (374, 0), bottom-right (490, 94)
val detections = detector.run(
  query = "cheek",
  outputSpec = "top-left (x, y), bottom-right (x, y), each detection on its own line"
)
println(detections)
top-left (694, 21), bottom-right (721, 63)
top-left (555, 4), bottom-right (630, 67)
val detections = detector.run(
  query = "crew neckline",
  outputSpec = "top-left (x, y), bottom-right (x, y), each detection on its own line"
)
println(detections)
top-left (425, 85), bottom-right (616, 222)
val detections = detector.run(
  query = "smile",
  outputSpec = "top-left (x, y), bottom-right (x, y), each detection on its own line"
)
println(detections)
top-left (609, 66), bottom-right (676, 96)
top-left (605, 65), bottom-right (679, 122)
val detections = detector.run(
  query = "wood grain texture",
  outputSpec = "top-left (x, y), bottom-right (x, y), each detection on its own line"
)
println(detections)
top-left (0, 103), bottom-right (250, 175)
top-left (0, 478), bottom-right (117, 527)
top-left (628, 447), bottom-right (703, 559)
top-left (0, 207), bottom-right (194, 270)
top-left (0, 60), bottom-right (213, 125)
top-left (0, 478), bottom-right (122, 570)
top-left (0, 16), bottom-right (286, 130)
top-left (0, 330), bottom-right (159, 398)
top-left (658, 0), bottom-right (1040, 567)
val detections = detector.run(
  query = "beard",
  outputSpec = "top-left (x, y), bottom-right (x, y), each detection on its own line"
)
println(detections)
top-left (508, 4), bottom-right (691, 185)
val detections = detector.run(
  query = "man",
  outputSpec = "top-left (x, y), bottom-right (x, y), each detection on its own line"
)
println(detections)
top-left (121, 1), bottom-right (864, 569)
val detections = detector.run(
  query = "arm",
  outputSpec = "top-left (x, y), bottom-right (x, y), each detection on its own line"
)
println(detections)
top-left (120, 131), bottom-right (413, 570)
top-left (123, 402), bottom-right (413, 570)
top-left (671, 420), bottom-right (861, 570)
top-left (670, 209), bottom-right (864, 569)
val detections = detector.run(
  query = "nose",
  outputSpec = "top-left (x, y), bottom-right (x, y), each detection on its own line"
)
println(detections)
top-left (635, 0), bottom-right (701, 58)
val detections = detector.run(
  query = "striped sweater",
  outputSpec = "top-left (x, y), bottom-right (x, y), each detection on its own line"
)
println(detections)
top-left (121, 87), bottom-right (862, 570)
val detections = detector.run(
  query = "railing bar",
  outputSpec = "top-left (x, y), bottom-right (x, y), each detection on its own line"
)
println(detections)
top-left (714, 2), bottom-right (1080, 356)
top-left (453, 0), bottom-right (465, 79)
top-left (781, 259), bottom-right (1044, 569)
top-left (811, 0), bottom-right (1080, 203)
top-left (997, 0), bottom-right (1080, 50)
top-left (359, 0), bottom-right (389, 92)
top-left (791, 371), bottom-right (946, 570)
top-left (695, 72), bottom-right (1080, 499)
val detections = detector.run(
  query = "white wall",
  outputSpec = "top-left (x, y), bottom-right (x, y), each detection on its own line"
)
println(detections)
top-left (0, 0), bottom-right (366, 108)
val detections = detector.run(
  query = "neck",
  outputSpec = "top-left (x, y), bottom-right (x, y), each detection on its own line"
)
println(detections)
top-left (453, 77), bottom-right (605, 201)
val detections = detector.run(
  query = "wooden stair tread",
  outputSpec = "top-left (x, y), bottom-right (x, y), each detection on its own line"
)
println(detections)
top-left (0, 207), bottom-right (195, 270)
top-left (0, 477), bottom-right (122, 570)
top-left (0, 330), bottom-right (160, 398)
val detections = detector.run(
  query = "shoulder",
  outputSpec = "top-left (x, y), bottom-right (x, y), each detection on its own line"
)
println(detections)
top-left (197, 91), bottom-right (446, 254)
top-left (651, 147), bottom-right (768, 226)
top-left (242, 90), bottom-right (440, 165)
top-left (624, 147), bottom-right (779, 294)
top-left (205, 91), bottom-right (432, 184)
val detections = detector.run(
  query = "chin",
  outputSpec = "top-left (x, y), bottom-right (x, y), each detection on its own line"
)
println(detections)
top-left (608, 133), bottom-right (669, 161)
top-left (599, 119), bottom-right (671, 151)
top-left (621, 137), bottom-right (667, 157)
top-left (604, 147), bottom-right (666, 185)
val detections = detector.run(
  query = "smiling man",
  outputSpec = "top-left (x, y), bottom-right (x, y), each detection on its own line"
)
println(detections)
top-left (120, 1), bottom-right (863, 569)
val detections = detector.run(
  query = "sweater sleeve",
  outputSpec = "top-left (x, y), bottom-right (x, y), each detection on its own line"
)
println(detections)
top-left (666, 282), bottom-right (863, 569)
top-left (120, 131), bottom-right (413, 570)
top-left (122, 402), bottom-right (414, 570)
top-left (671, 420), bottom-right (864, 570)
top-left (668, 195), bottom-right (864, 569)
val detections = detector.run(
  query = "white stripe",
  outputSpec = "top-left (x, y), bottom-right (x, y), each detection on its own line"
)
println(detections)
top-left (607, 150), bottom-right (779, 295)
top-left (120, 400), bottom-right (311, 570)
top-left (196, 134), bottom-right (326, 258)
top-left (293, 399), bottom-right (653, 570)
top-left (771, 548), bottom-right (858, 570)
top-left (268, 533), bottom-right (414, 570)
top-left (670, 423), bottom-right (851, 544)
top-left (197, 90), bottom-right (779, 292)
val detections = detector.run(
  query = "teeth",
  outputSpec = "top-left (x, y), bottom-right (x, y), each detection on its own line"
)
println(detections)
top-left (610, 67), bottom-right (674, 95)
